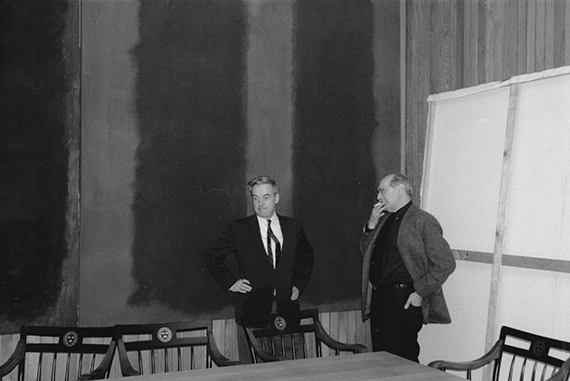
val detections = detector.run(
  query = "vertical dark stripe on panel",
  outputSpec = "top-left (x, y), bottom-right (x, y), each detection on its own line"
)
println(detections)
top-left (504, 0), bottom-right (519, 79)
top-left (527, 0), bottom-right (537, 73)
top-left (536, 0), bottom-right (546, 71)
top-left (517, 0), bottom-right (528, 74)
top-left (455, 0), bottom-right (464, 90)
top-left (477, 0), bottom-right (487, 84)
top-left (129, 0), bottom-right (247, 316)
top-left (292, 0), bottom-right (377, 306)
top-left (545, 0), bottom-right (555, 69)
top-left (553, 0), bottom-right (566, 67)
top-left (0, 0), bottom-right (72, 331)
top-left (406, 0), bottom-right (431, 194)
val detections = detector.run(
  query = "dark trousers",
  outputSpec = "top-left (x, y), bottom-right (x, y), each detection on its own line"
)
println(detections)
top-left (370, 286), bottom-right (424, 362)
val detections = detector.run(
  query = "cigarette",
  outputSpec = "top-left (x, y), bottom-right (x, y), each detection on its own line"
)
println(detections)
top-left (374, 202), bottom-right (383, 207)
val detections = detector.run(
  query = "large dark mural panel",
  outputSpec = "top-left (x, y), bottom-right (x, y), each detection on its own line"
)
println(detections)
top-left (0, 1), bottom-right (70, 326)
top-left (293, 0), bottom-right (377, 307)
top-left (129, 0), bottom-right (247, 314)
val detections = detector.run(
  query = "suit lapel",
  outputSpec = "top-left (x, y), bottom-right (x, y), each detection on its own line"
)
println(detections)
top-left (248, 215), bottom-right (273, 266)
top-left (276, 215), bottom-right (288, 265)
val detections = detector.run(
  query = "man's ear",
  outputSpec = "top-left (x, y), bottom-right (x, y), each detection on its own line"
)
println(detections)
top-left (274, 192), bottom-right (280, 204)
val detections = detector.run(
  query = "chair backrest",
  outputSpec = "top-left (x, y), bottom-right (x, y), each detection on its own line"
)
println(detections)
top-left (545, 357), bottom-right (570, 381)
top-left (241, 308), bottom-right (367, 363)
top-left (115, 320), bottom-right (239, 376)
top-left (0, 325), bottom-right (117, 381)
top-left (492, 326), bottom-right (570, 381)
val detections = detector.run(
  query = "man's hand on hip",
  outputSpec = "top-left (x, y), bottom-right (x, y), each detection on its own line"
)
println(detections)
top-left (404, 292), bottom-right (422, 309)
top-left (291, 286), bottom-right (300, 301)
top-left (229, 279), bottom-right (252, 293)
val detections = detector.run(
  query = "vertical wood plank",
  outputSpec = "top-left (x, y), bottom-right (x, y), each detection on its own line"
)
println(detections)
top-left (503, 0), bottom-right (519, 79)
top-left (477, 0), bottom-right (487, 84)
top-left (517, 0), bottom-right (528, 74)
top-left (484, 83), bottom-right (520, 381)
top-left (535, 0), bottom-right (546, 70)
top-left (337, 311), bottom-right (348, 355)
top-left (319, 312), bottom-right (331, 357)
top-left (566, 0), bottom-right (570, 64)
top-left (329, 311), bottom-right (339, 357)
top-left (527, 0), bottom-right (537, 72)
top-left (545, 0), bottom-right (556, 68)
top-left (463, 0), bottom-right (474, 87)
top-left (453, 0), bottom-right (463, 90)
top-left (225, 319), bottom-right (238, 363)
top-left (553, 0), bottom-right (567, 66)
top-left (347, 310), bottom-right (357, 354)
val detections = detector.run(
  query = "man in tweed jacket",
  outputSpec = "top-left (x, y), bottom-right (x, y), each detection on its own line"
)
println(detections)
top-left (360, 173), bottom-right (455, 362)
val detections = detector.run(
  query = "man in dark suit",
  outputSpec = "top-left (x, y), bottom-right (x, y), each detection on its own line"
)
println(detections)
top-left (203, 175), bottom-right (314, 362)
top-left (360, 173), bottom-right (455, 362)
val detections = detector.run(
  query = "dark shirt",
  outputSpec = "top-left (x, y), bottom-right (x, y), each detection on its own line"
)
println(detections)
top-left (369, 202), bottom-right (413, 286)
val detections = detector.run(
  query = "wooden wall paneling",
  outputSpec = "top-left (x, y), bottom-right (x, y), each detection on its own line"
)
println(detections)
top-left (406, 0), bottom-right (431, 197)
top-left (553, 0), bottom-right (566, 67)
top-left (318, 312), bottom-right (331, 357)
top-left (486, 0), bottom-right (506, 82)
top-left (337, 311), bottom-right (348, 355)
top-left (329, 311), bottom-right (339, 357)
top-left (535, 0), bottom-right (546, 71)
top-left (527, 0), bottom-right (537, 72)
top-left (545, 0), bottom-right (556, 69)
top-left (225, 319), bottom-right (238, 363)
top-left (503, 0), bottom-right (520, 79)
top-left (0, 333), bottom-right (18, 381)
top-left (463, 0), bottom-right (476, 87)
top-left (566, 0), bottom-right (570, 64)
top-left (477, 0), bottom-right (487, 84)
top-left (453, 0), bottom-right (463, 90)
top-left (346, 310), bottom-right (357, 353)
top-left (517, 0), bottom-right (528, 74)
top-left (439, 0), bottom-right (451, 93)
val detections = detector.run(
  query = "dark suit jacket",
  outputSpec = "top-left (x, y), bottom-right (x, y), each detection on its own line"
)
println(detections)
top-left (360, 204), bottom-right (456, 324)
top-left (203, 214), bottom-right (314, 323)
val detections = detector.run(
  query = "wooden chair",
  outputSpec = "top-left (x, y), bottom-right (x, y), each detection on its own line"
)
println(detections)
top-left (428, 326), bottom-right (570, 381)
top-left (546, 357), bottom-right (570, 381)
top-left (0, 325), bottom-right (117, 381)
top-left (115, 320), bottom-right (241, 376)
top-left (241, 308), bottom-right (368, 363)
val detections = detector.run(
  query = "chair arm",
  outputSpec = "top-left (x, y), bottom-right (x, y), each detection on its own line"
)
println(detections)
top-left (116, 338), bottom-right (142, 376)
top-left (0, 340), bottom-right (25, 377)
top-left (315, 321), bottom-right (368, 353)
top-left (206, 331), bottom-right (242, 367)
top-left (546, 356), bottom-right (570, 381)
top-left (243, 327), bottom-right (287, 362)
top-left (78, 340), bottom-right (118, 380)
top-left (428, 339), bottom-right (503, 372)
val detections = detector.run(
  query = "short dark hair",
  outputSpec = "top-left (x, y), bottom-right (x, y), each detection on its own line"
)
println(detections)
top-left (247, 175), bottom-right (278, 194)
top-left (390, 173), bottom-right (413, 196)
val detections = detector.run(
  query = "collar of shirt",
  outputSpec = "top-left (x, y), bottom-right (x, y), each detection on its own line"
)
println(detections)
top-left (256, 214), bottom-right (283, 246)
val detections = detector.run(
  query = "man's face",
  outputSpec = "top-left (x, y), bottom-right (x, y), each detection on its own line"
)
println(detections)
top-left (376, 175), bottom-right (401, 212)
top-left (251, 184), bottom-right (279, 219)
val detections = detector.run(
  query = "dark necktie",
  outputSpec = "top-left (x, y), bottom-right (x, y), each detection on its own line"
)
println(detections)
top-left (267, 219), bottom-right (281, 265)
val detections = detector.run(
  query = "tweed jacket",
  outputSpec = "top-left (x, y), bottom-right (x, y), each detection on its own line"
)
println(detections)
top-left (360, 203), bottom-right (456, 324)
top-left (204, 214), bottom-right (314, 324)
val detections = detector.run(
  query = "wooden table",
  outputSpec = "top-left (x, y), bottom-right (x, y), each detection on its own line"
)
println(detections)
top-left (107, 351), bottom-right (464, 380)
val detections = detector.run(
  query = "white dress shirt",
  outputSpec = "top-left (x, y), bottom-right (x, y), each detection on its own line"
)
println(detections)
top-left (257, 214), bottom-right (283, 268)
